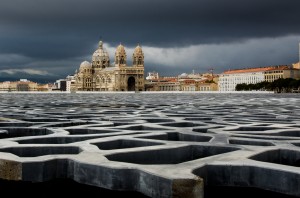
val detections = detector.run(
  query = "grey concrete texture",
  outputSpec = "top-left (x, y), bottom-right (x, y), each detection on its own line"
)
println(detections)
top-left (0, 93), bottom-right (300, 197)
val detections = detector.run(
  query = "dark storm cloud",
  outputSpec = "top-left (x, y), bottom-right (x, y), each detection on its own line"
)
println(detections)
top-left (0, 0), bottom-right (299, 81)
top-left (1, 0), bottom-right (300, 47)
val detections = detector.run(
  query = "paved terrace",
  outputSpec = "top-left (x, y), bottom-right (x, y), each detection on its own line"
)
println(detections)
top-left (0, 92), bottom-right (299, 197)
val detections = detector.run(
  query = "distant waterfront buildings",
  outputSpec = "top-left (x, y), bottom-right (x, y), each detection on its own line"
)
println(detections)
top-left (53, 79), bottom-right (66, 91)
top-left (52, 75), bottom-right (75, 92)
top-left (0, 79), bottom-right (44, 91)
top-left (145, 73), bottom-right (180, 91)
top-left (218, 64), bottom-right (300, 91)
top-left (145, 71), bottom-right (218, 91)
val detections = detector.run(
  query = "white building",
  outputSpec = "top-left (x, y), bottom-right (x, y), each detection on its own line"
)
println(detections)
top-left (53, 79), bottom-right (66, 90)
top-left (218, 65), bottom-right (300, 91)
top-left (219, 68), bottom-right (265, 91)
top-left (146, 72), bottom-right (159, 80)
top-left (66, 75), bottom-right (75, 92)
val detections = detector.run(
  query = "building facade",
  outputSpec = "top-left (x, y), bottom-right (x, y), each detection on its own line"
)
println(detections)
top-left (218, 65), bottom-right (300, 91)
top-left (74, 41), bottom-right (145, 91)
top-left (0, 79), bottom-right (38, 91)
top-left (264, 65), bottom-right (300, 82)
top-left (145, 72), bottom-right (218, 91)
top-left (218, 69), bottom-right (265, 91)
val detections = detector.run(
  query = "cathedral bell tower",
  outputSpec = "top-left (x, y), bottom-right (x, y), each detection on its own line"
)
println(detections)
top-left (132, 44), bottom-right (144, 67)
top-left (115, 43), bottom-right (127, 67)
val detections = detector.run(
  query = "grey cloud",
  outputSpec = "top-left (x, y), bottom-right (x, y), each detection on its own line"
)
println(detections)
top-left (0, 69), bottom-right (53, 76)
top-left (0, 54), bottom-right (32, 68)
top-left (144, 35), bottom-right (300, 76)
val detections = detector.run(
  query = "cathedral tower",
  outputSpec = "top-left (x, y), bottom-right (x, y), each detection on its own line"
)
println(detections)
top-left (132, 44), bottom-right (144, 67)
top-left (115, 43), bottom-right (127, 67)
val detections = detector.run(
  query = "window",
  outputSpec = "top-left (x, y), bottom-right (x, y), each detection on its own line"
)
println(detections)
top-left (120, 56), bottom-right (125, 64)
top-left (133, 57), bottom-right (136, 65)
top-left (138, 57), bottom-right (142, 65)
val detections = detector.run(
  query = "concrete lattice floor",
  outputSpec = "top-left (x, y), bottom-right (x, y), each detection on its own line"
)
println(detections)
top-left (0, 93), bottom-right (300, 198)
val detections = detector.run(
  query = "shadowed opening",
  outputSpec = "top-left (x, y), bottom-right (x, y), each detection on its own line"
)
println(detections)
top-left (205, 186), bottom-right (297, 198)
top-left (250, 149), bottom-right (300, 167)
top-left (0, 178), bottom-right (149, 197)
top-left (93, 139), bottom-right (163, 150)
top-left (106, 145), bottom-right (238, 165)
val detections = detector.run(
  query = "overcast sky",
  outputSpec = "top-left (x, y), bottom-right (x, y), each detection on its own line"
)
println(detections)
top-left (0, 0), bottom-right (300, 82)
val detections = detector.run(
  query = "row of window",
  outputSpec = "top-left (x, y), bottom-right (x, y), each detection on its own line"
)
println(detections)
top-left (159, 86), bottom-right (180, 91)
top-left (96, 78), bottom-right (112, 83)
top-left (265, 70), bottom-right (283, 74)
top-left (200, 87), bottom-right (210, 91)
top-left (93, 60), bottom-right (109, 65)
top-left (220, 77), bottom-right (263, 81)
top-left (133, 60), bottom-right (144, 65)
top-left (78, 77), bottom-right (112, 84)
top-left (265, 75), bottom-right (283, 79)
top-left (83, 69), bottom-right (92, 73)
top-left (85, 83), bottom-right (92, 87)
top-left (115, 56), bottom-right (126, 65)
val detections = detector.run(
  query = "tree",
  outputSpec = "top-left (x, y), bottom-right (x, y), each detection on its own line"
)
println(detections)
top-left (236, 83), bottom-right (248, 91)
top-left (234, 79), bottom-right (300, 92)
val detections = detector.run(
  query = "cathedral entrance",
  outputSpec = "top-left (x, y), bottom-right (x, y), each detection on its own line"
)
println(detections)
top-left (127, 77), bottom-right (135, 91)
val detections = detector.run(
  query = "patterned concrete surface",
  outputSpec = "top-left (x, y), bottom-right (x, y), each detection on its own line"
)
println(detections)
top-left (0, 93), bottom-right (300, 197)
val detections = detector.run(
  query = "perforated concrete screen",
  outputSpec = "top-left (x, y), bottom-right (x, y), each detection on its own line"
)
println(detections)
top-left (0, 93), bottom-right (300, 197)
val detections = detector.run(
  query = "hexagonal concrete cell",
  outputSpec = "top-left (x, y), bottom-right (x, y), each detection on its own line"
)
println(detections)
top-left (137, 132), bottom-right (212, 142)
top-left (229, 139), bottom-right (275, 146)
top-left (121, 125), bottom-right (167, 131)
top-left (225, 126), bottom-right (279, 132)
top-left (92, 139), bottom-right (163, 150)
top-left (184, 117), bottom-right (213, 121)
top-left (66, 129), bottom-right (121, 135)
top-left (276, 130), bottom-right (300, 137)
top-left (235, 130), bottom-right (300, 137)
top-left (106, 145), bottom-right (239, 165)
top-left (0, 128), bottom-right (52, 139)
top-left (17, 136), bottom-right (104, 144)
top-left (0, 122), bottom-right (34, 127)
top-left (21, 118), bottom-right (69, 122)
top-left (193, 126), bottom-right (224, 133)
top-left (250, 149), bottom-right (300, 167)
top-left (0, 146), bottom-right (81, 157)
top-left (142, 118), bottom-right (175, 123)
top-left (292, 143), bottom-right (300, 148)
top-left (159, 122), bottom-right (202, 127)
top-left (45, 122), bottom-right (93, 127)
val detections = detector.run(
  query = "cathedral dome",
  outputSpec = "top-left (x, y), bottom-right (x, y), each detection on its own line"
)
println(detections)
top-left (92, 41), bottom-right (110, 62)
top-left (80, 61), bottom-right (92, 69)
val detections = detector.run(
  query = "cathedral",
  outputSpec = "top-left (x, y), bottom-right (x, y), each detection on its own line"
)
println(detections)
top-left (74, 41), bottom-right (145, 91)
